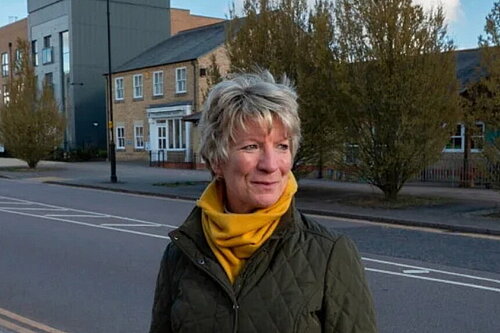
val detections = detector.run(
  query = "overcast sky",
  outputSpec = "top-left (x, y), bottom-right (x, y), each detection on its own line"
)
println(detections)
top-left (0, 0), bottom-right (496, 50)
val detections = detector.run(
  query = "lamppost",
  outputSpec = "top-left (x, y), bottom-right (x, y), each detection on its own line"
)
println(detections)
top-left (106, 0), bottom-right (117, 183)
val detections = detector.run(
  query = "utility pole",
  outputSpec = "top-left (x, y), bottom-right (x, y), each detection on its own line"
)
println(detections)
top-left (107, 0), bottom-right (117, 183)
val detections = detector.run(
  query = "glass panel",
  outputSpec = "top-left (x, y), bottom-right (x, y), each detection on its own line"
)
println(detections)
top-left (175, 120), bottom-right (180, 149)
top-left (61, 31), bottom-right (70, 74)
top-left (168, 120), bottom-right (174, 149)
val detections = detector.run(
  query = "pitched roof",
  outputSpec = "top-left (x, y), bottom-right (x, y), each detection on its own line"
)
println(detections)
top-left (455, 48), bottom-right (485, 92)
top-left (114, 21), bottom-right (227, 73)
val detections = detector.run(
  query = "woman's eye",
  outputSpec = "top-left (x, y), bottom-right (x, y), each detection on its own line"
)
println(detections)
top-left (242, 144), bottom-right (258, 151)
top-left (278, 143), bottom-right (289, 151)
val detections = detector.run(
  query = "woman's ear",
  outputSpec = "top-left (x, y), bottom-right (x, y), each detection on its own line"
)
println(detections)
top-left (212, 164), bottom-right (223, 180)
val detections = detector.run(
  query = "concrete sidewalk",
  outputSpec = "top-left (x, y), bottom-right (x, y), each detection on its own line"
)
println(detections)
top-left (1, 157), bottom-right (500, 236)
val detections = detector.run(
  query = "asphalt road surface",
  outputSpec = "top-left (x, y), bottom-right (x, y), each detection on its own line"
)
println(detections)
top-left (0, 178), bottom-right (499, 333)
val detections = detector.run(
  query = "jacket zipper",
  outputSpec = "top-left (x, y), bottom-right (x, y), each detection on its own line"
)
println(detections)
top-left (172, 234), bottom-right (240, 332)
top-left (232, 301), bottom-right (239, 333)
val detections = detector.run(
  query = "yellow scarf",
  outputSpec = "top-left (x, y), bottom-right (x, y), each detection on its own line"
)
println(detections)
top-left (197, 173), bottom-right (297, 284)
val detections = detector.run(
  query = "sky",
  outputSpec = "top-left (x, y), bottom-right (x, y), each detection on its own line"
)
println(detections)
top-left (0, 0), bottom-right (497, 50)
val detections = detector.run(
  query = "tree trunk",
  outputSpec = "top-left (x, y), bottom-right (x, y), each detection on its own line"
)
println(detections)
top-left (462, 126), bottom-right (473, 188)
top-left (317, 150), bottom-right (323, 179)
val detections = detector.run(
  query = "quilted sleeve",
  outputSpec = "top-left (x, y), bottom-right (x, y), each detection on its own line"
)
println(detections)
top-left (323, 235), bottom-right (377, 332)
top-left (149, 243), bottom-right (174, 333)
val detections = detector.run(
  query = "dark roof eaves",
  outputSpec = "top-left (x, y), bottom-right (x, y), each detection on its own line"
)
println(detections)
top-left (111, 58), bottom-right (198, 75)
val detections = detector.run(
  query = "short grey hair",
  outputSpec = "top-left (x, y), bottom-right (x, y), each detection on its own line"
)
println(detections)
top-left (199, 70), bottom-right (301, 173)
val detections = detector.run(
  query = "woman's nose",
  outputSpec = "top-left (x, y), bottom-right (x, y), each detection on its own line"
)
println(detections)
top-left (257, 146), bottom-right (279, 173)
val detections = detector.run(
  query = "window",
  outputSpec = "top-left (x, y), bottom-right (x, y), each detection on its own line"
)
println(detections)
top-left (445, 124), bottom-right (463, 152)
top-left (444, 123), bottom-right (485, 152)
top-left (134, 125), bottom-right (144, 149)
top-left (14, 49), bottom-right (22, 72)
top-left (31, 40), bottom-right (38, 66)
top-left (471, 122), bottom-right (485, 151)
top-left (153, 71), bottom-right (164, 96)
top-left (157, 121), bottom-right (167, 149)
top-left (116, 126), bottom-right (125, 149)
top-left (133, 74), bottom-right (143, 98)
top-left (42, 35), bottom-right (53, 64)
top-left (1, 53), bottom-right (8, 77)
top-left (115, 77), bottom-right (124, 100)
top-left (156, 119), bottom-right (185, 151)
top-left (44, 72), bottom-right (53, 88)
top-left (2, 84), bottom-right (9, 104)
top-left (168, 118), bottom-right (185, 150)
top-left (60, 31), bottom-right (70, 74)
top-left (175, 67), bottom-right (186, 93)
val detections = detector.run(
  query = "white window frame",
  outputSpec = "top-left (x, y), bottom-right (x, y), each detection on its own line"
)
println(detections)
top-left (133, 74), bottom-right (143, 99)
top-left (1, 52), bottom-right (8, 77)
top-left (444, 124), bottom-right (464, 153)
top-left (166, 118), bottom-right (186, 150)
top-left (134, 124), bottom-right (144, 149)
top-left (114, 77), bottom-right (124, 101)
top-left (443, 122), bottom-right (485, 153)
top-left (2, 84), bottom-right (10, 104)
top-left (175, 67), bottom-right (187, 93)
top-left (116, 126), bottom-right (125, 149)
top-left (153, 71), bottom-right (164, 96)
top-left (471, 122), bottom-right (485, 153)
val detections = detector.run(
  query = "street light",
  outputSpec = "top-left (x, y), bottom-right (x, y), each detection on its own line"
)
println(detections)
top-left (106, 0), bottom-right (117, 183)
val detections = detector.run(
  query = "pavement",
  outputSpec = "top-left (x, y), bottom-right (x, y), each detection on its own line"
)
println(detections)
top-left (1, 157), bottom-right (500, 236)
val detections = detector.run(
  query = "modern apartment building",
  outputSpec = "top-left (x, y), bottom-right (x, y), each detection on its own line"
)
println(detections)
top-left (28, 0), bottom-right (171, 150)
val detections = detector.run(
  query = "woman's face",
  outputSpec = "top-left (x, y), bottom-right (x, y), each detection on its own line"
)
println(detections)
top-left (215, 119), bottom-right (293, 213)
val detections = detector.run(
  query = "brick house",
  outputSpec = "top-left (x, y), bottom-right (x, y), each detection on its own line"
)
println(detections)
top-left (110, 21), bottom-right (229, 168)
top-left (0, 18), bottom-right (28, 153)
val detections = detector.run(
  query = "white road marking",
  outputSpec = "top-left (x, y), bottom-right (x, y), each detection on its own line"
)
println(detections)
top-left (0, 201), bottom-right (31, 204)
top-left (44, 214), bottom-right (109, 218)
top-left (100, 223), bottom-right (162, 227)
top-left (1, 194), bottom-right (499, 294)
top-left (366, 268), bottom-right (500, 293)
top-left (0, 195), bottom-right (178, 229)
top-left (402, 269), bottom-right (430, 274)
top-left (0, 208), bottom-right (170, 240)
top-left (0, 307), bottom-right (68, 333)
top-left (0, 207), bottom-right (68, 211)
top-left (363, 257), bottom-right (500, 284)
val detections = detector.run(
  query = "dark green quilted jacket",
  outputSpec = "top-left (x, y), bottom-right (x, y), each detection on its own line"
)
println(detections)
top-left (149, 203), bottom-right (377, 333)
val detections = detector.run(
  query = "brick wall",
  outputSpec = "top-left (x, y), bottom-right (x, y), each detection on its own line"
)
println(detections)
top-left (0, 18), bottom-right (28, 107)
top-left (112, 60), bottom-right (195, 161)
top-left (111, 45), bottom-right (231, 167)
top-left (170, 8), bottom-right (223, 35)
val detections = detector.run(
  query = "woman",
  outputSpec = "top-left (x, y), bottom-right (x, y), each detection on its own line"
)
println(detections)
top-left (149, 71), bottom-right (377, 333)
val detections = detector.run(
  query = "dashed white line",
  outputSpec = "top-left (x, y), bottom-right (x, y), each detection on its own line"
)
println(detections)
top-left (100, 223), bottom-right (162, 227)
top-left (44, 214), bottom-right (109, 218)
top-left (366, 268), bottom-right (500, 293)
top-left (363, 257), bottom-right (500, 284)
top-left (402, 269), bottom-right (430, 274)
top-left (0, 207), bottom-right (68, 211)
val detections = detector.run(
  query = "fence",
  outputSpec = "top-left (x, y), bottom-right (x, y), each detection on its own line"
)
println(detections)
top-left (319, 157), bottom-right (500, 188)
top-left (149, 150), bottom-right (165, 167)
top-left (415, 157), bottom-right (500, 188)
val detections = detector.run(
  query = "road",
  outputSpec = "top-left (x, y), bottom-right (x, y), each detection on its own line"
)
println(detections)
top-left (0, 178), bottom-right (499, 333)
